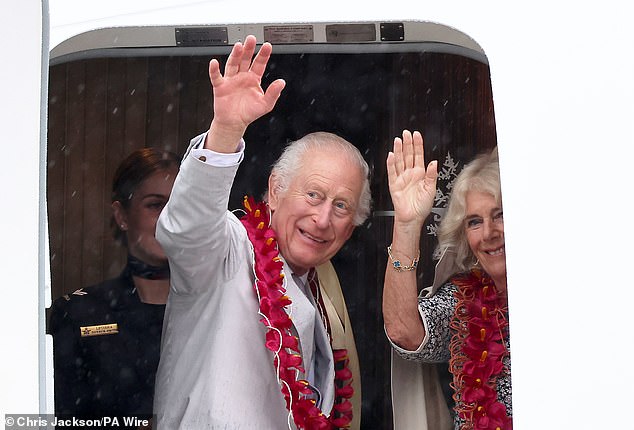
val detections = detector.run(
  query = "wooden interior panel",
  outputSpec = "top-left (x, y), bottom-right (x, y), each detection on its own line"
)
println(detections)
top-left (81, 58), bottom-right (108, 289)
top-left (62, 61), bottom-right (87, 294)
top-left (102, 58), bottom-right (128, 278)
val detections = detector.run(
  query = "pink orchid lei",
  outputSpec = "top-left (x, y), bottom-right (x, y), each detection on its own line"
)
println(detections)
top-left (240, 196), bottom-right (354, 430)
top-left (449, 269), bottom-right (512, 430)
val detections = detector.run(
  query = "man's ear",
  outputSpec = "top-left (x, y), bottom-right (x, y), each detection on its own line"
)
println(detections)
top-left (267, 173), bottom-right (280, 211)
top-left (112, 201), bottom-right (128, 231)
top-left (343, 223), bottom-right (355, 242)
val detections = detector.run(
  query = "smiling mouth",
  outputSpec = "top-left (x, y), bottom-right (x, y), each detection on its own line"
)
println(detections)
top-left (300, 229), bottom-right (327, 244)
top-left (485, 246), bottom-right (505, 256)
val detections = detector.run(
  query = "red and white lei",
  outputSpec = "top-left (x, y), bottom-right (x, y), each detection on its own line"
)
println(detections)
top-left (240, 196), bottom-right (354, 430)
top-left (449, 269), bottom-right (512, 430)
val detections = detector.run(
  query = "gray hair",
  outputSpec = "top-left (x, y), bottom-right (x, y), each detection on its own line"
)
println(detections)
top-left (435, 146), bottom-right (501, 271)
top-left (267, 132), bottom-right (372, 226)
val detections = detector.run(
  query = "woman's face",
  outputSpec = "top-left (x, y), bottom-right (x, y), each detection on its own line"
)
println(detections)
top-left (113, 167), bottom-right (177, 266)
top-left (464, 190), bottom-right (506, 285)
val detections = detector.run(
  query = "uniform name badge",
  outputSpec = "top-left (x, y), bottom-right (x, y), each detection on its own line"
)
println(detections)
top-left (80, 323), bottom-right (119, 337)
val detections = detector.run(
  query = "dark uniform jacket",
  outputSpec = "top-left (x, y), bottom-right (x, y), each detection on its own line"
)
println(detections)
top-left (49, 267), bottom-right (165, 420)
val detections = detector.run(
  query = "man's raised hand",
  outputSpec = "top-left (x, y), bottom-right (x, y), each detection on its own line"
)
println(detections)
top-left (205, 35), bottom-right (286, 152)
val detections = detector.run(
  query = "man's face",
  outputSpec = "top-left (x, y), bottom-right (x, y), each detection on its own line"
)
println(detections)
top-left (268, 149), bottom-right (363, 275)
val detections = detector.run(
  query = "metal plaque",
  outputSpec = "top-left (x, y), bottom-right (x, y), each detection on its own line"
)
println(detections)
top-left (175, 27), bottom-right (229, 46)
top-left (263, 25), bottom-right (314, 43)
top-left (325, 23), bottom-right (376, 42)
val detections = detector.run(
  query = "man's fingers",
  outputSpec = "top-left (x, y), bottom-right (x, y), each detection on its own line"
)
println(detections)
top-left (224, 41), bottom-right (244, 77)
top-left (239, 35), bottom-right (257, 74)
top-left (208, 59), bottom-right (223, 88)
top-left (262, 79), bottom-right (286, 109)
top-left (223, 36), bottom-right (271, 80)
top-left (250, 42), bottom-right (273, 78)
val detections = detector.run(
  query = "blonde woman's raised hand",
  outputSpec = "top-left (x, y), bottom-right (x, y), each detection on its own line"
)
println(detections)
top-left (386, 130), bottom-right (438, 227)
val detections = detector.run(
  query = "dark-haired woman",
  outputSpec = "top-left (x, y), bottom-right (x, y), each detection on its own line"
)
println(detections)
top-left (49, 148), bottom-right (179, 421)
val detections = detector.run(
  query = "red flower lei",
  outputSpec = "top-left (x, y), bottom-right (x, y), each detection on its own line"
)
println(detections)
top-left (240, 196), bottom-right (354, 430)
top-left (449, 269), bottom-right (512, 430)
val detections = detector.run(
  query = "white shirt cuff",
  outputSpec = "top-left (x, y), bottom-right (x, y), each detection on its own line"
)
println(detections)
top-left (190, 135), bottom-right (245, 167)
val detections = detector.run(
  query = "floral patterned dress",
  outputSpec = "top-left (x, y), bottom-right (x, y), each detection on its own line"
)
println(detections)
top-left (395, 271), bottom-right (512, 430)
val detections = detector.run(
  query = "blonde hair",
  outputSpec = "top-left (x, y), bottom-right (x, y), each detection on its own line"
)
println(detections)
top-left (435, 147), bottom-right (501, 271)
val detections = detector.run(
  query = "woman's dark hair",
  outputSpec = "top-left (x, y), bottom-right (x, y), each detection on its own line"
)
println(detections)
top-left (111, 147), bottom-right (180, 244)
